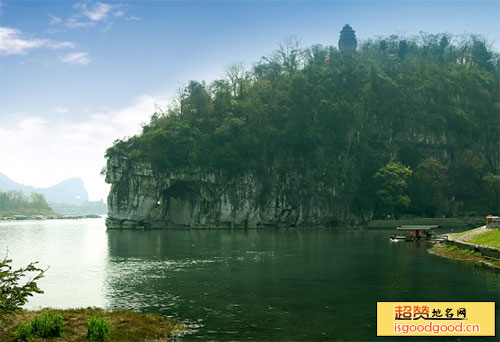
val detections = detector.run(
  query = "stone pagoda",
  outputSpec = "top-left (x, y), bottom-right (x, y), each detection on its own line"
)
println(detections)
top-left (338, 24), bottom-right (357, 52)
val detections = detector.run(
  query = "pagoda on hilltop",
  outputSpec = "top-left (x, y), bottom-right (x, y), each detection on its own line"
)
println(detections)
top-left (338, 24), bottom-right (357, 52)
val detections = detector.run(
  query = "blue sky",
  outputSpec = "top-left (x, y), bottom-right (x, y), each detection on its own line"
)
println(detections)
top-left (0, 0), bottom-right (499, 201)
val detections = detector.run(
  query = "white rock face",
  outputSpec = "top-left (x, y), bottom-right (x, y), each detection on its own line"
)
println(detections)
top-left (104, 156), bottom-right (354, 229)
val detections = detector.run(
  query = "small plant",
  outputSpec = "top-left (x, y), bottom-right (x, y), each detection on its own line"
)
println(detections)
top-left (13, 322), bottom-right (33, 342)
top-left (31, 312), bottom-right (64, 337)
top-left (86, 316), bottom-right (112, 342)
top-left (13, 312), bottom-right (64, 341)
top-left (447, 245), bottom-right (459, 252)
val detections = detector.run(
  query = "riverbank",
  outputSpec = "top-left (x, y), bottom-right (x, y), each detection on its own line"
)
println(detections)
top-left (429, 226), bottom-right (500, 268)
top-left (449, 226), bottom-right (500, 249)
top-left (0, 214), bottom-right (101, 221)
top-left (0, 308), bottom-right (186, 342)
top-left (429, 244), bottom-right (500, 268)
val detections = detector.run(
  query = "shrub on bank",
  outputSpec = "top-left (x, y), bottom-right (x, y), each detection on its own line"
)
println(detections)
top-left (13, 312), bottom-right (64, 341)
top-left (13, 322), bottom-right (32, 342)
top-left (32, 312), bottom-right (64, 337)
top-left (86, 316), bottom-right (112, 342)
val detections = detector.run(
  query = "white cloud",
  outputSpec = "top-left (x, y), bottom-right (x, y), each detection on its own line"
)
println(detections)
top-left (113, 10), bottom-right (125, 18)
top-left (47, 41), bottom-right (75, 49)
top-left (54, 2), bottom-right (130, 30)
top-left (0, 95), bottom-right (169, 201)
top-left (125, 16), bottom-right (142, 22)
top-left (0, 26), bottom-right (75, 55)
top-left (75, 2), bottom-right (113, 21)
top-left (0, 27), bottom-right (44, 55)
top-left (49, 15), bottom-right (63, 25)
top-left (60, 52), bottom-right (91, 65)
top-left (65, 18), bottom-right (96, 29)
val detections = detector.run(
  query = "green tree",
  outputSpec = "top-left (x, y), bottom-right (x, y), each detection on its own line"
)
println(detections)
top-left (482, 173), bottom-right (500, 212)
top-left (0, 257), bottom-right (45, 326)
top-left (471, 37), bottom-right (493, 70)
top-left (30, 193), bottom-right (52, 212)
top-left (379, 40), bottom-right (387, 54)
top-left (374, 161), bottom-right (413, 217)
top-left (0, 191), bottom-right (54, 215)
top-left (104, 32), bottom-right (499, 218)
top-left (414, 157), bottom-right (449, 216)
top-left (452, 149), bottom-right (485, 204)
top-left (398, 40), bottom-right (408, 59)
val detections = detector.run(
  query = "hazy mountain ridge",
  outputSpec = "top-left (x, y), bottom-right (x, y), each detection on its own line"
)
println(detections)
top-left (0, 172), bottom-right (89, 205)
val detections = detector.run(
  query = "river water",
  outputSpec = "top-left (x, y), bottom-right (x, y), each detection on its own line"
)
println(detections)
top-left (0, 218), bottom-right (498, 341)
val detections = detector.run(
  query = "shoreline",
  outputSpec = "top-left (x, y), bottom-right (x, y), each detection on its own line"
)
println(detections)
top-left (0, 214), bottom-right (102, 221)
top-left (429, 244), bottom-right (500, 269)
top-left (428, 226), bottom-right (500, 269)
top-left (105, 216), bottom-right (486, 230)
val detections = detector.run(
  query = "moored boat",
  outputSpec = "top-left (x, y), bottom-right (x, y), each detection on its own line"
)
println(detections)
top-left (390, 225), bottom-right (447, 242)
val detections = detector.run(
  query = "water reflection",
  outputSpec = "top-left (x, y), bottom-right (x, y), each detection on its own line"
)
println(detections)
top-left (104, 229), bottom-right (499, 341)
top-left (0, 218), bottom-right (109, 309)
top-left (0, 220), bottom-right (497, 341)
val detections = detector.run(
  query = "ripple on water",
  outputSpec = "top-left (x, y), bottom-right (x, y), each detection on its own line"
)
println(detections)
top-left (105, 257), bottom-right (218, 312)
top-left (2, 222), bottom-right (498, 341)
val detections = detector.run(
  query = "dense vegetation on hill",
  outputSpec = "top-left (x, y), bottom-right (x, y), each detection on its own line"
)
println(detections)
top-left (106, 33), bottom-right (499, 219)
top-left (0, 191), bottom-right (54, 216)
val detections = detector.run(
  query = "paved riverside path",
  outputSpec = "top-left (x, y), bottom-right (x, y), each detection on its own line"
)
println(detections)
top-left (449, 225), bottom-right (491, 242)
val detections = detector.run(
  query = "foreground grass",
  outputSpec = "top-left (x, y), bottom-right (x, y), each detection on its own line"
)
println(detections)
top-left (0, 308), bottom-right (186, 342)
top-left (467, 229), bottom-right (500, 249)
top-left (429, 244), bottom-right (500, 269)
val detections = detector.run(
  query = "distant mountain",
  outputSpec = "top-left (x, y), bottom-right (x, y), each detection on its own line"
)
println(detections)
top-left (0, 173), bottom-right (89, 205)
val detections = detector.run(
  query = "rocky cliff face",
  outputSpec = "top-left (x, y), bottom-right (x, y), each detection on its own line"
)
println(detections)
top-left (104, 125), bottom-right (497, 229)
top-left (105, 156), bottom-right (361, 229)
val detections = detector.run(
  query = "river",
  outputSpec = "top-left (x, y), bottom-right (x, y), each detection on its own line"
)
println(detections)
top-left (0, 217), bottom-right (498, 341)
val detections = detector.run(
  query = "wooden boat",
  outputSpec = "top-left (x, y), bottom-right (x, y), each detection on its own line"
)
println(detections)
top-left (390, 225), bottom-right (447, 242)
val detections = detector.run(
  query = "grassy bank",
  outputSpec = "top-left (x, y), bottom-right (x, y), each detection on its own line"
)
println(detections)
top-left (429, 244), bottom-right (500, 269)
top-left (447, 225), bottom-right (500, 249)
top-left (0, 308), bottom-right (186, 342)
top-left (467, 229), bottom-right (500, 249)
top-left (430, 224), bottom-right (500, 268)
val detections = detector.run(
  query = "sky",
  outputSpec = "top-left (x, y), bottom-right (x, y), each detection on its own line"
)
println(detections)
top-left (0, 0), bottom-right (499, 201)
